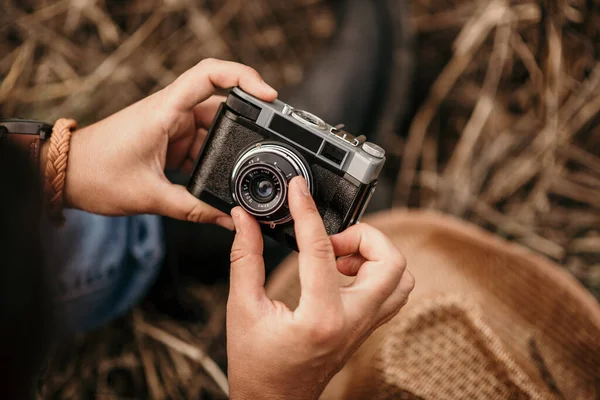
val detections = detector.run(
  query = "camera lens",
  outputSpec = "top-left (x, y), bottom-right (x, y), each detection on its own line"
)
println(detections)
top-left (231, 143), bottom-right (312, 226)
top-left (250, 175), bottom-right (275, 202)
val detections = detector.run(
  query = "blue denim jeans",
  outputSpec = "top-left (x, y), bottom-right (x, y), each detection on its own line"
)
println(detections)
top-left (41, 210), bottom-right (165, 333)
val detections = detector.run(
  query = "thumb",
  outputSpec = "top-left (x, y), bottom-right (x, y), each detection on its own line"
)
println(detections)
top-left (229, 207), bottom-right (267, 303)
top-left (151, 181), bottom-right (234, 230)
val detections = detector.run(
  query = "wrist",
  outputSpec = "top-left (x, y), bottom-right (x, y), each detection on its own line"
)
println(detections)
top-left (230, 388), bottom-right (315, 400)
top-left (229, 378), bottom-right (322, 400)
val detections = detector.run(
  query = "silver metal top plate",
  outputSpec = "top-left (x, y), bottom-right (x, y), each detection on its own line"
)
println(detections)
top-left (230, 87), bottom-right (386, 184)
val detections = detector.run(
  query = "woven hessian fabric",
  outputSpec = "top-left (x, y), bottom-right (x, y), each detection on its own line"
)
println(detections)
top-left (265, 210), bottom-right (600, 400)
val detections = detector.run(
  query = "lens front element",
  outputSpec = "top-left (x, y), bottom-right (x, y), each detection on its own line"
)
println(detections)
top-left (250, 174), bottom-right (276, 202)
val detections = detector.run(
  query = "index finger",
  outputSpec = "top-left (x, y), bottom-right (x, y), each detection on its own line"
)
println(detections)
top-left (192, 95), bottom-right (227, 128)
top-left (330, 223), bottom-right (401, 263)
top-left (330, 224), bottom-right (407, 310)
top-left (167, 58), bottom-right (278, 113)
top-left (288, 177), bottom-right (341, 315)
top-left (229, 207), bottom-right (267, 304)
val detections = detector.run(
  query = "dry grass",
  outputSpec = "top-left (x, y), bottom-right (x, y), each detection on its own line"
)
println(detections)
top-left (39, 283), bottom-right (231, 399)
top-left (0, 0), bottom-right (334, 124)
top-left (395, 0), bottom-right (600, 296)
top-left (1, 0), bottom-right (599, 398)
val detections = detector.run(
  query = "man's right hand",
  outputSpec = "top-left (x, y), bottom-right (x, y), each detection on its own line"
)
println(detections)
top-left (226, 176), bottom-right (415, 400)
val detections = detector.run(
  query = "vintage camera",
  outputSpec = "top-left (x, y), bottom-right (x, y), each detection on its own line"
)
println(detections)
top-left (187, 87), bottom-right (386, 250)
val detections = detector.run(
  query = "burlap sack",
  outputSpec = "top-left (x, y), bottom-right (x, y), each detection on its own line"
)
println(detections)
top-left (265, 210), bottom-right (600, 399)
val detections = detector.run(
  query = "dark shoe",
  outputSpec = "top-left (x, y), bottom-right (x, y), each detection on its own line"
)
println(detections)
top-left (282, 0), bottom-right (413, 144)
top-left (281, 0), bottom-right (414, 214)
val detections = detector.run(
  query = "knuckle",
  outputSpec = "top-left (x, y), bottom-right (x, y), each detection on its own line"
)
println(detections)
top-left (199, 57), bottom-right (217, 68)
top-left (376, 253), bottom-right (409, 297)
top-left (359, 222), bottom-right (380, 238)
top-left (306, 235), bottom-right (334, 259)
top-left (229, 246), bottom-right (248, 265)
top-left (243, 65), bottom-right (261, 78)
top-left (378, 296), bottom-right (406, 324)
top-left (162, 77), bottom-right (188, 112)
top-left (160, 82), bottom-right (176, 104)
top-left (229, 246), bottom-right (262, 266)
top-left (388, 294), bottom-right (406, 314)
top-left (387, 302), bottom-right (405, 321)
top-left (186, 204), bottom-right (206, 223)
top-left (392, 252), bottom-right (407, 273)
top-left (386, 251), bottom-right (407, 283)
top-left (305, 315), bottom-right (345, 345)
top-left (379, 307), bottom-right (402, 328)
top-left (382, 272), bottom-right (416, 318)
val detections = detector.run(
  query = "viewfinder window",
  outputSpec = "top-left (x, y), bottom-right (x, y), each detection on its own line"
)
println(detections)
top-left (320, 141), bottom-right (347, 165)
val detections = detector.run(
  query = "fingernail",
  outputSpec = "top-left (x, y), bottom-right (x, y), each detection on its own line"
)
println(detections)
top-left (217, 216), bottom-right (235, 231)
top-left (231, 208), bottom-right (242, 232)
top-left (294, 177), bottom-right (310, 197)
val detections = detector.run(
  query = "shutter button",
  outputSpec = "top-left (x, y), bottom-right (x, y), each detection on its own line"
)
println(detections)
top-left (362, 142), bottom-right (385, 158)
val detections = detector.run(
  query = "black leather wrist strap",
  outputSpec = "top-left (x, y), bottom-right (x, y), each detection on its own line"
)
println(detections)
top-left (0, 119), bottom-right (53, 166)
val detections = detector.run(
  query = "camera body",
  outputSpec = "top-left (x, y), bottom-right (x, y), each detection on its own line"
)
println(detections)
top-left (187, 88), bottom-right (386, 250)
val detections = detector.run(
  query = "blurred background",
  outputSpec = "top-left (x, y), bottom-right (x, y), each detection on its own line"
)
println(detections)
top-left (1, 0), bottom-right (599, 398)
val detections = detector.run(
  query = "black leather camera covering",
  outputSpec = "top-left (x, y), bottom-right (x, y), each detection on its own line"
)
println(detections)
top-left (188, 106), bottom-right (365, 250)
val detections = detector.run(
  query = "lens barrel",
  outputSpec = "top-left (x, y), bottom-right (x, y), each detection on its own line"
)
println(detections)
top-left (231, 143), bottom-right (312, 225)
